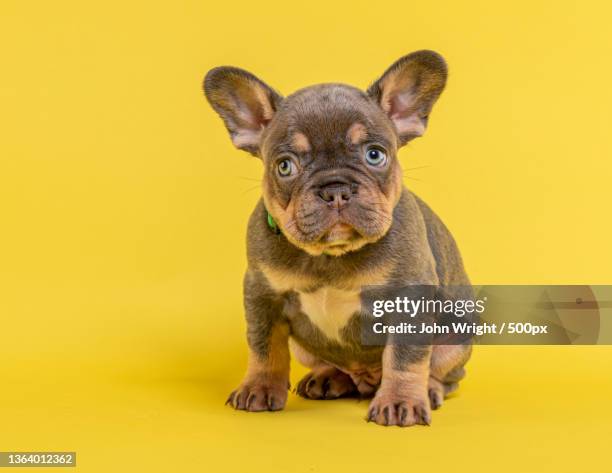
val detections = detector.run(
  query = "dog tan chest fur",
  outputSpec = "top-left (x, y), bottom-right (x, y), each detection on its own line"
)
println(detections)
top-left (260, 263), bottom-right (390, 342)
top-left (297, 287), bottom-right (360, 342)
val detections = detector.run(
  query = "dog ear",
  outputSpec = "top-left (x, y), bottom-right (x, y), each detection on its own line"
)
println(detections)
top-left (368, 50), bottom-right (447, 146)
top-left (204, 67), bottom-right (283, 156)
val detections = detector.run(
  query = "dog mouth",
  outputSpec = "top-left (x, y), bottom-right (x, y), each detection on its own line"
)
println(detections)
top-left (284, 197), bottom-right (393, 256)
top-left (314, 221), bottom-right (370, 256)
top-left (321, 223), bottom-right (360, 246)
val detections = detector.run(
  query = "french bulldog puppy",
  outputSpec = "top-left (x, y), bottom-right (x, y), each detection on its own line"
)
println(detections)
top-left (203, 50), bottom-right (471, 427)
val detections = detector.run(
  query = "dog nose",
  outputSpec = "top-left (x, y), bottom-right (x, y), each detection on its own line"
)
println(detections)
top-left (317, 182), bottom-right (353, 209)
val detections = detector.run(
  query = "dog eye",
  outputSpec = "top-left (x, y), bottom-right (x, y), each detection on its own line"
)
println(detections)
top-left (277, 158), bottom-right (295, 177)
top-left (365, 147), bottom-right (387, 167)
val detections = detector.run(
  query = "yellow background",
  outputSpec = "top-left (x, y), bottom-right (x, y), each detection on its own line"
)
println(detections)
top-left (1, 1), bottom-right (611, 472)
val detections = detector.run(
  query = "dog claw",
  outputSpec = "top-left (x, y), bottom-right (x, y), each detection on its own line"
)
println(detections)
top-left (321, 378), bottom-right (330, 398)
top-left (246, 393), bottom-right (255, 410)
top-left (428, 388), bottom-right (442, 410)
top-left (382, 406), bottom-right (390, 425)
top-left (366, 406), bottom-right (378, 422)
top-left (416, 405), bottom-right (431, 425)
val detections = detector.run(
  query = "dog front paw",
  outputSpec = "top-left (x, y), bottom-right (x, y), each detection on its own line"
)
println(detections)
top-left (226, 379), bottom-right (288, 412)
top-left (366, 390), bottom-right (431, 427)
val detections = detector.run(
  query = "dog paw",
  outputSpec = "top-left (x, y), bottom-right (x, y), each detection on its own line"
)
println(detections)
top-left (428, 376), bottom-right (459, 410)
top-left (296, 367), bottom-right (356, 399)
top-left (226, 380), bottom-right (288, 412)
top-left (366, 390), bottom-right (431, 427)
top-left (428, 377), bottom-right (445, 410)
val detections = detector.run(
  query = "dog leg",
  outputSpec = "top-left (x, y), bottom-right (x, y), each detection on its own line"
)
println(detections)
top-left (227, 322), bottom-right (291, 412)
top-left (367, 345), bottom-right (432, 427)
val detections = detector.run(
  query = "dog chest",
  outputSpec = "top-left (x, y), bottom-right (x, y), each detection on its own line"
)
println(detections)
top-left (296, 287), bottom-right (361, 342)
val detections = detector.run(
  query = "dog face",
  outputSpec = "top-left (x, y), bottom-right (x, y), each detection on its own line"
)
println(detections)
top-left (204, 51), bottom-right (447, 256)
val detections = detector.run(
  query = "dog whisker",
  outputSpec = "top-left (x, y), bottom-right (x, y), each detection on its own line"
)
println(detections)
top-left (237, 176), bottom-right (263, 183)
top-left (403, 165), bottom-right (431, 172)
top-left (241, 184), bottom-right (262, 195)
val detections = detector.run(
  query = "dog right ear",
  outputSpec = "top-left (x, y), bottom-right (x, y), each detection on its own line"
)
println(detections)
top-left (203, 67), bottom-right (283, 157)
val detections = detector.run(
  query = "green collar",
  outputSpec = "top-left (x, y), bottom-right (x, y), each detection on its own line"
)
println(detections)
top-left (267, 211), bottom-right (281, 234)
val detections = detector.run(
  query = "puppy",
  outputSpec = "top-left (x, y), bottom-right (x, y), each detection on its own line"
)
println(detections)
top-left (203, 50), bottom-right (471, 427)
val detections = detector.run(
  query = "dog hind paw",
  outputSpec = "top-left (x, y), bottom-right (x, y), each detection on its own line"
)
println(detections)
top-left (296, 367), bottom-right (357, 400)
top-left (427, 376), bottom-right (459, 410)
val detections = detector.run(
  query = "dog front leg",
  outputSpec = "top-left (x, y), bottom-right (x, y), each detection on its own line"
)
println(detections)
top-left (226, 320), bottom-right (290, 412)
top-left (367, 344), bottom-right (432, 427)
top-left (226, 274), bottom-right (290, 412)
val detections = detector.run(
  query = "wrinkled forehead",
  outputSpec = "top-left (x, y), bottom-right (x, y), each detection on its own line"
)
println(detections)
top-left (261, 84), bottom-right (397, 158)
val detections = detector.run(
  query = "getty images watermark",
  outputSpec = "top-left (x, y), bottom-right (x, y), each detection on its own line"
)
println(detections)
top-left (361, 285), bottom-right (612, 345)
top-left (372, 295), bottom-right (490, 336)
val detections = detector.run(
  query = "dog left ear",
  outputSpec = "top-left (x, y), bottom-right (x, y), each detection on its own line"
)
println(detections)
top-left (204, 66), bottom-right (283, 157)
top-left (368, 50), bottom-right (447, 146)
